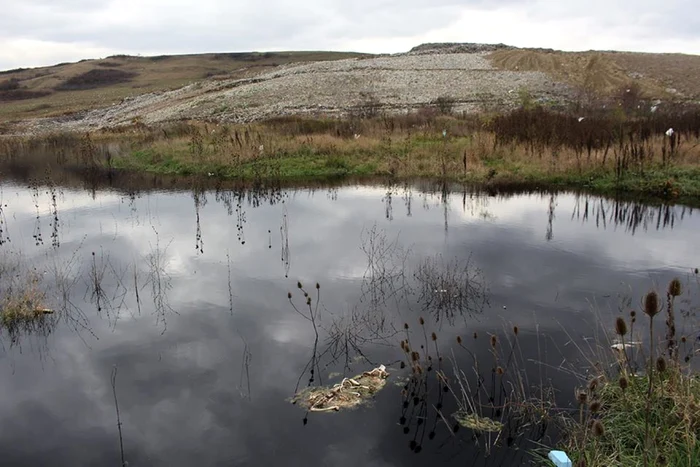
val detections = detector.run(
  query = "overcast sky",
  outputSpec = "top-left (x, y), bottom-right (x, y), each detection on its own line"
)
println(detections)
top-left (1, 0), bottom-right (699, 70)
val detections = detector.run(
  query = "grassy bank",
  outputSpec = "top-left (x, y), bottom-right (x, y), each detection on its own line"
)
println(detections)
top-left (553, 279), bottom-right (700, 466)
top-left (2, 105), bottom-right (700, 202)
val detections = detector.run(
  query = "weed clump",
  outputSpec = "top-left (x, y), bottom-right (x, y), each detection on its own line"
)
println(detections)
top-left (561, 279), bottom-right (700, 467)
top-left (0, 268), bottom-right (55, 344)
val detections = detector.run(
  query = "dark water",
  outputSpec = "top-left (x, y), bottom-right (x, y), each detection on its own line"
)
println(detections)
top-left (0, 180), bottom-right (698, 466)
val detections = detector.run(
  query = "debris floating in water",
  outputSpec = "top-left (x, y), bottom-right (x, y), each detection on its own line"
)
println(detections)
top-left (452, 410), bottom-right (503, 433)
top-left (291, 365), bottom-right (389, 412)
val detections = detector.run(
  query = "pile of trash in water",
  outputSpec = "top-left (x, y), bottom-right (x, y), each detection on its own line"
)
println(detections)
top-left (291, 365), bottom-right (389, 412)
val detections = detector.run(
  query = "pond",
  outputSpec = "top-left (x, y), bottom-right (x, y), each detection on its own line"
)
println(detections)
top-left (0, 178), bottom-right (697, 466)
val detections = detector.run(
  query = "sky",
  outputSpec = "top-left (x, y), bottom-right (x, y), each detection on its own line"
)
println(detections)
top-left (0, 0), bottom-right (699, 70)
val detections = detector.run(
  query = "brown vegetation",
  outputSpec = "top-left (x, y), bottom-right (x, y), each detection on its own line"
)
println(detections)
top-left (55, 69), bottom-right (138, 91)
top-left (489, 48), bottom-right (700, 101)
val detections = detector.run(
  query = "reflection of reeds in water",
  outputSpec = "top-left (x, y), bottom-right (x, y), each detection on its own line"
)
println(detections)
top-left (145, 226), bottom-right (176, 333)
top-left (238, 334), bottom-right (252, 401)
top-left (414, 254), bottom-right (488, 325)
top-left (111, 366), bottom-right (127, 467)
top-left (0, 200), bottom-right (9, 246)
top-left (571, 194), bottom-right (691, 234)
top-left (193, 189), bottom-right (205, 254)
top-left (359, 224), bottom-right (412, 320)
top-left (280, 206), bottom-right (290, 278)
top-left (397, 320), bottom-right (554, 460)
top-left (84, 248), bottom-right (129, 329)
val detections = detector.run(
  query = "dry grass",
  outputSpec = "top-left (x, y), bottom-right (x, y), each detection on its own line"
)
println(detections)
top-left (0, 51), bottom-right (369, 121)
top-left (0, 261), bottom-right (55, 344)
top-left (489, 49), bottom-right (700, 101)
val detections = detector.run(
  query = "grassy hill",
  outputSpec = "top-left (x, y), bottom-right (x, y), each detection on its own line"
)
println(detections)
top-left (0, 51), bottom-right (369, 121)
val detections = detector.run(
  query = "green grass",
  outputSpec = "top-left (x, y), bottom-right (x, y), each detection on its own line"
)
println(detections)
top-left (109, 142), bottom-right (700, 206)
top-left (562, 371), bottom-right (700, 466)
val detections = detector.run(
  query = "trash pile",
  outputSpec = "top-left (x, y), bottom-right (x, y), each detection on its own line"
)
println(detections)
top-left (291, 365), bottom-right (389, 412)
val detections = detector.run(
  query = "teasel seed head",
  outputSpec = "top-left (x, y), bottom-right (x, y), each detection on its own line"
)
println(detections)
top-left (656, 356), bottom-right (667, 373)
top-left (668, 278), bottom-right (682, 297)
top-left (490, 335), bottom-right (497, 348)
top-left (588, 377), bottom-right (599, 392)
top-left (297, 281), bottom-right (302, 289)
top-left (619, 375), bottom-right (629, 391)
top-left (513, 326), bottom-right (519, 336)
top-left (431, 332), bottom-right (437, 341)
top-left (615, 317), bottom-right (627, 336)
top-left (419, 317), bottom-right (425, 326)
top-left (589, 400), bottom-right (602, 413)
top-left (644, 291), bottom-right (660, 317)
top-left (577, 391), bottom-right (588, 404)
top-left (456, 335), bottom-right (462, 345)
top-left (592, 420), bottom-right (605, 437)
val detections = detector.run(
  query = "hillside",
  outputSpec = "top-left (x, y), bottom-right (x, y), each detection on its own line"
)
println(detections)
top-left (0, 51), bottom-right (368, 121)
top-left (1, 43), bottom-right (699, 135)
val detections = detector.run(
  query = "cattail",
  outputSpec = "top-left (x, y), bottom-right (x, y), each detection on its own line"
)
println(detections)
top-left (490, 335), bottom-right (497, 348)
top-left (431, 332), bottom-right (437, 341)
top-left (287, 292), bottom-right (292, 299)
top-left (456, 335), bottom-right (462, 344)
top-left (513, 326), bottom-right (519, 335)
top-left (619, 375), bottom-right (629, 390)
top-left (615, 317), bottom-right (627, 336)
top-left (668, 278), bottom-right (682, 297)
top-left (577, 392), bottom-right (588, 404)
top-left (496, 366), bottom-right (504, 375)
top-left (656, 356), bottom-right (667, 373)
top-left (297, 281), bottom-right (302, 289)
top-left (589, 400), bottom-right (602, 413)
top-left (592, 420), bottom-right (605, 437)
top-left (644, 291), bottom-right (659, 317)
top-left (315, 282), bottom-right (320, 289)
top-left (419, 317), bottom-right (425, 326)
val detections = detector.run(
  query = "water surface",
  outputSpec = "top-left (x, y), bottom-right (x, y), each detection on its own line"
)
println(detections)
top-left (0, 180), bottom-right (697, 466)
